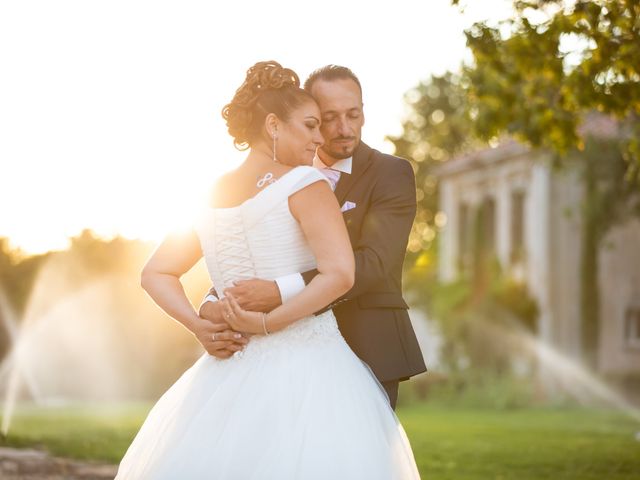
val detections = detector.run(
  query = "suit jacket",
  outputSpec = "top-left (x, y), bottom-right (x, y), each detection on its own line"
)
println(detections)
top-left (303, 142), bottom-right (427, 383)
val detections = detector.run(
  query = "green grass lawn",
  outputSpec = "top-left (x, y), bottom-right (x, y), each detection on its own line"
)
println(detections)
top-left (400, 405), bottom-right (640, 479)
top-left (1, 403), bottom-right (639, 479)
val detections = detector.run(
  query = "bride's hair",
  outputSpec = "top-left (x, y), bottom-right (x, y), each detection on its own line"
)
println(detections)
top-left (222, 61), bottom-right (315, 150)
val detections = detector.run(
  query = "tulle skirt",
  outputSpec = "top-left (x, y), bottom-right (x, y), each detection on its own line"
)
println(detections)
top-left (115, 312), bottom-right (420, 479)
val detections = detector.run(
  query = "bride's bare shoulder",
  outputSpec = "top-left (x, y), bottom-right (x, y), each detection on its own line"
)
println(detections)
top-left (209, 169), bottom-right (241, 207)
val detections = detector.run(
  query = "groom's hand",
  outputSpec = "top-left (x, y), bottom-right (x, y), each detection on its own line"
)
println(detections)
top-left (199, 292), bottom-right (254, 340)
top-left (224, 278), bottom-right (282, 312)
top-left (199, 297), bottom-right (228, 324)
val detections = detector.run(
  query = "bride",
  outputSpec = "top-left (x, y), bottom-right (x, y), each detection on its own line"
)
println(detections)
top-left (115, 61), bottom-right (420, 479)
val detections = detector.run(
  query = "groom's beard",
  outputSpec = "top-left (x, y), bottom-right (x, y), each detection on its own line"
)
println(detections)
top-left (321, 136), bottom-right (358, 160)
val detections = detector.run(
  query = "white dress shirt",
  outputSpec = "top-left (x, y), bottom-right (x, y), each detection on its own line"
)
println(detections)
top-left (314, 155), bottom-right (353, 177)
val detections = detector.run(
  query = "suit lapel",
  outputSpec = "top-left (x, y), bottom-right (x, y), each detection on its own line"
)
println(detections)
top-left (334, 142), bottom-right (374, 204)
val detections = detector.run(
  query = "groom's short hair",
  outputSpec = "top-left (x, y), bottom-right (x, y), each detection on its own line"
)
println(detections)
top-left (304, 65), bottom-right (362, 94)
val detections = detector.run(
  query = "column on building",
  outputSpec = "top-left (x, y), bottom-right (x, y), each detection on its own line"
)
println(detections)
top-left (438, 179), bottom-right (457, 282)
top-left (496, 174), bottom-right (512, 271)
top-left (526, 162), bottom-right (552, 343)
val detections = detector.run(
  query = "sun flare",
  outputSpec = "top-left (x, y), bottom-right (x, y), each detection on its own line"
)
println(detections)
top-left (0, 0), bottom-right (514, 255)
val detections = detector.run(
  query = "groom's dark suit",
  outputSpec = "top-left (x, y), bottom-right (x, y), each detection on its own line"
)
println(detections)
top-left (303, 142), bottom-right (427, 385)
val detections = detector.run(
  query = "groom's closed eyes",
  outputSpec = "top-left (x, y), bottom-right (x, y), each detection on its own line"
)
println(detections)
top-left (322, 108), bottom-right (362, 123)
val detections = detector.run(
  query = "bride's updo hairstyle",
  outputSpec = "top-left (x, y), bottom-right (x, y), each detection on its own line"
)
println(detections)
top-left (222, 61), bottom-right (315, 150)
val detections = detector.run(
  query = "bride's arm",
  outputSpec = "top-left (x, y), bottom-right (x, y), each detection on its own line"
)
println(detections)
top-left (223, 180), bottom-right (354, 333)
top-left (141, 229), bottom-right (247, 357)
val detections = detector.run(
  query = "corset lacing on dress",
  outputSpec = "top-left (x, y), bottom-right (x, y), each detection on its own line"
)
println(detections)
top-left (213, 211), bottom-right (255, 289)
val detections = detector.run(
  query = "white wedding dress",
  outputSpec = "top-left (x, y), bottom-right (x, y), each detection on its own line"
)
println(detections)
top-left (115, 166), bottom-right (421, 479)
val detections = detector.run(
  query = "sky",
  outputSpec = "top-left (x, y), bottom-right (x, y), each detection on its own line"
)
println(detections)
top-left (0, 0), bottom-right (514, 254)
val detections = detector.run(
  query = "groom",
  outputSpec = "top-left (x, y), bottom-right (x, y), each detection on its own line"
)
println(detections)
top-left (199, 65), bottom-right (426, 409)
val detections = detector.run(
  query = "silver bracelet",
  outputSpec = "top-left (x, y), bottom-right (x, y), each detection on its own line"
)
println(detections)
top-left (262, 312), bottom-right (270, 336)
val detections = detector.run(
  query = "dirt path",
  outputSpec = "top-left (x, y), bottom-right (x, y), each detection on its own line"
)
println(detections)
top-left (0, 447), bottom-right (117, 480)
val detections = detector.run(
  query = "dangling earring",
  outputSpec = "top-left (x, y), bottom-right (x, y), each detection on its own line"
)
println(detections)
top-left (272, 131), bottom-right (279, 163)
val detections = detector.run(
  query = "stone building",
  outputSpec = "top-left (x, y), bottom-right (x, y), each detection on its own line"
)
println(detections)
top-left (435, 125), bottom-right (640, 381)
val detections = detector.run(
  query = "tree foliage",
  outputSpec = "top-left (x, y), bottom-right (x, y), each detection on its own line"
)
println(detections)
top-left (464, 0), bottom-right (640, 179)
top-left (0, 239), bottom-right (48, 317)
top-left (394, 0), bottom-right (640, 238)
top-left (389, 72), bottom-right (479, 254)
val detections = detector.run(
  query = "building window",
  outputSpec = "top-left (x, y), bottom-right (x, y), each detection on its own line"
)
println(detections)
top-left (625, 305), bottom-right (640, 349)
top-left (511, 190), bottom-right (526, 263)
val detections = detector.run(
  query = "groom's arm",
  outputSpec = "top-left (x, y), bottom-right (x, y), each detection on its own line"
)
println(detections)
top-left (201, 279), bottom-right (284, 313)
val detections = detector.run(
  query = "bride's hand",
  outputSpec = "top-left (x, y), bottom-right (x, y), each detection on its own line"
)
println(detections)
top-left (221, 293), bottom-right (265, 335)
top-left (190, 316), bottom-right (249, 359)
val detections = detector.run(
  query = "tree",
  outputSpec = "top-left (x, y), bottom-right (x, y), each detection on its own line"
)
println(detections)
top-left (388, 72), bottom-right (479, 255)
top-left (0, 238), bottom-right (46, 318)
top-left (462, 0), bottom-right (640, 180)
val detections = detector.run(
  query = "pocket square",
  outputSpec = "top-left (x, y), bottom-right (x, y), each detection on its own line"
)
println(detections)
top-left (341, 201), bottom-right (356, 213)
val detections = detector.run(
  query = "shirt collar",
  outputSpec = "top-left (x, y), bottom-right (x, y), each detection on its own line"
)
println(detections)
top-left (313, 155), bottom-right (353, 174)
